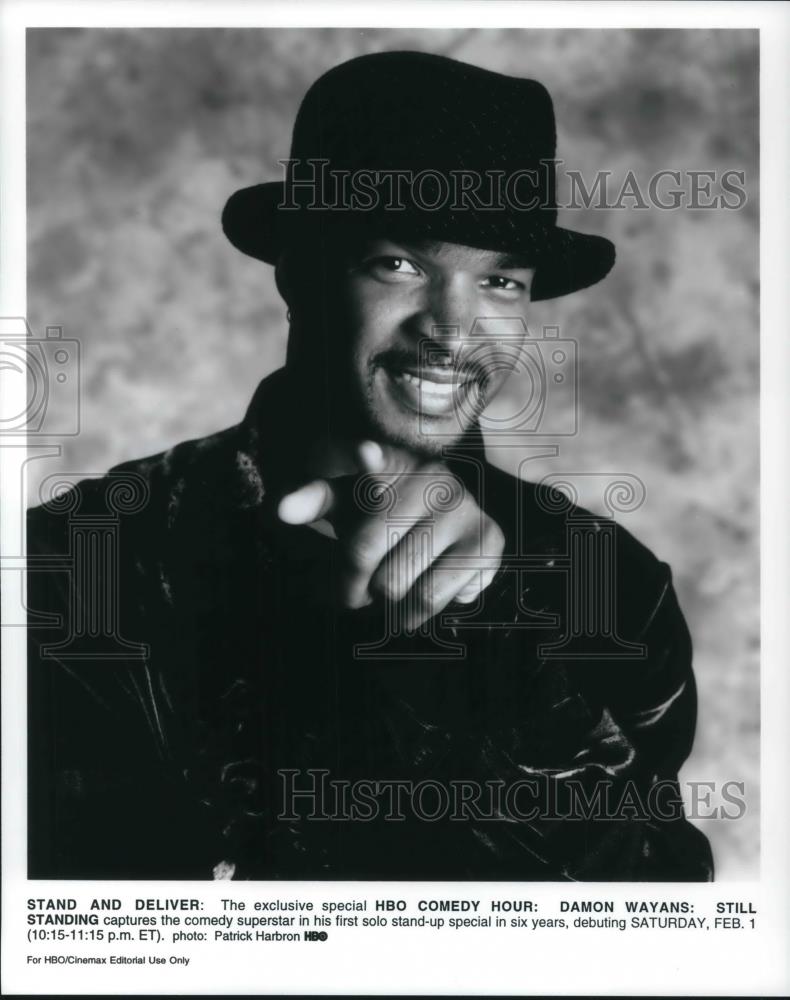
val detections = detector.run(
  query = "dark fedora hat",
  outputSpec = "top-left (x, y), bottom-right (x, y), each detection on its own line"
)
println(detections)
top-left (222, 50), bottom-right (615, 301)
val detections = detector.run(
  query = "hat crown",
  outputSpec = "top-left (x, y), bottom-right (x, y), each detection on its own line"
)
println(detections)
top-left (289, 51), bottom-right (557, 201)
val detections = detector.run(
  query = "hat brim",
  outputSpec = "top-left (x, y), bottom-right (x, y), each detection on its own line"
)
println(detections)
top-left (221, 182), bottom-right (615, 302)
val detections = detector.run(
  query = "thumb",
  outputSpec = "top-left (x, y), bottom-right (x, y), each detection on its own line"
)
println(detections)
top-left (277, 479), bottom-right (336, 525)
top-left (355, 439), bottom-right (386, 474)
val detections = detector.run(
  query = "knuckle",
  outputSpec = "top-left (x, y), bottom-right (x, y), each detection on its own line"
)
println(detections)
top-left (346, 534), bottom-right (379, 569)
top-left (417, 573), bottom-right (447, 612)
top-left (375, 575), bottom-right (405, 604)
top-left (447, 475), bottom-right (466, 507)
top-left (414, 577), bottom-right (437, 611)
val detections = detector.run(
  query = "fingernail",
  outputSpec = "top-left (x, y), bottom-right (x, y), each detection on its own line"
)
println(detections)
top-left (277, 495), bottom-right (297, 523)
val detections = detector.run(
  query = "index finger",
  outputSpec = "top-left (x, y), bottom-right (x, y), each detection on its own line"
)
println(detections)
top-left (277, 478), bottom-right (337, 525)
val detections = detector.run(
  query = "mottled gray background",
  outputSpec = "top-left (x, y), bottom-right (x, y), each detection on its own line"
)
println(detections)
top-left (26, 28), bottom-right (759, 877)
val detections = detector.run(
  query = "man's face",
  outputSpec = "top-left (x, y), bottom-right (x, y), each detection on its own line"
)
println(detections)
top-left (318, 237), bottom-right (535, 456)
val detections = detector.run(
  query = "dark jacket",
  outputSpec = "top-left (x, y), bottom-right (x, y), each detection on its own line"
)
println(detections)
top-left (27, 372), bottom-right (713, 881)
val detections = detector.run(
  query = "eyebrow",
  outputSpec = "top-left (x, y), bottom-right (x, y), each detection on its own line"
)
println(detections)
top-left (395, 239), bottom-right (535, 271)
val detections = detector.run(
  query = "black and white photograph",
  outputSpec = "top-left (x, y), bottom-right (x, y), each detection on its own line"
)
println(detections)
top-left (23, 22), bottom-right (757, 882)
top-left (2, 2), bottom-right (788, 996)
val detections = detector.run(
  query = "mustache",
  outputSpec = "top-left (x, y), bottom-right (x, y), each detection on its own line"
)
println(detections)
top-left (371, 347), bottom-right (491, 381)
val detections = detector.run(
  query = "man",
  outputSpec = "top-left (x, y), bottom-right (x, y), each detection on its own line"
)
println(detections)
top-left (27, 51), bottom-right (713, 881)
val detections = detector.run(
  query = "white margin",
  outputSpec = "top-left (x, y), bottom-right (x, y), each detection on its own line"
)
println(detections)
top-left (2, 2), bottom-right (788, 996)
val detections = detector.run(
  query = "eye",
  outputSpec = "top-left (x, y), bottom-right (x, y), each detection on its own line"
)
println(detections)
top-left (483, 275), bottom-right (526, 293)
top-left (361, 256), bottom-right (422, 281)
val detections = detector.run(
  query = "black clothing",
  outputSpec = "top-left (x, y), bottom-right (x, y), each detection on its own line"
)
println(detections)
top-left (27, 372), bottom-right (713, 881)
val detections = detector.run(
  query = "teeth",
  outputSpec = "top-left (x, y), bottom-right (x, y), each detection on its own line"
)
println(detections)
top-left (399, 372), bottom-right (466, 394)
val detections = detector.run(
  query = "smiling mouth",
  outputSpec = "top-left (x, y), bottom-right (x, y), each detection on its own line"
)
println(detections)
top-left (379, 360), bottom-right (483, 417)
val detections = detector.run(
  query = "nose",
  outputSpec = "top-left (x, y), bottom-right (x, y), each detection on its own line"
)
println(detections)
top-left (409, 274), bottom-right (477, 350)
